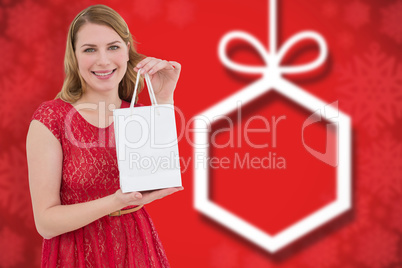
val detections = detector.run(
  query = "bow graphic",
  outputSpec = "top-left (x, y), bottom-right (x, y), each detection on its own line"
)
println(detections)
top-left (218, 0), bottom-right (327, 78)
top-left (219, 30), bottom-right (327, 77)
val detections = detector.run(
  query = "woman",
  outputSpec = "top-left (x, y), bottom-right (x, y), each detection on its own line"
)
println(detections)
top-left (26, 4), bottom-right (182, 267)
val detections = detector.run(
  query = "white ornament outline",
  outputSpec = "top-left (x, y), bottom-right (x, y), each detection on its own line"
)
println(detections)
top-left (193, 0), bottom-right (351, 253)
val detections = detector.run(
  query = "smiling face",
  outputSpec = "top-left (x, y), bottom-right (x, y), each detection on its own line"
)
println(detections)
top-left (74, 23), bottom-right (129, 95)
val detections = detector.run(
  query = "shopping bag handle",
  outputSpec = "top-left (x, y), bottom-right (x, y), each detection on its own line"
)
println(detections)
top-left (130, 68), bottom-right (158, 109)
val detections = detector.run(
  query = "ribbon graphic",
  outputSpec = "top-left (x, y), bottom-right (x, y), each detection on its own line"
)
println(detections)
top-left (218, 0), bottom-right (328, 77)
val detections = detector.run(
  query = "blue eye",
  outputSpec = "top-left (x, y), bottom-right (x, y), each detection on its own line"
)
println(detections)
top-left (84, 48), bottom-right (95, 53)
top-left (109, 46), bottom-right (119, 50)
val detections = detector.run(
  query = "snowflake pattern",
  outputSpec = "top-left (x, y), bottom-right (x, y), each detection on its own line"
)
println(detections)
top-left (0, 226), bottom-right (25, 268)
top-left (15, 44), bottom-right (39, 67)
top-left (59, 0), bottom-right (93, 23)
top-left (0, 145), bottom-right (35, 227)
top-left (337, 43), bottom-right (402, 135)
top-left (321, 1), bottom-right (339, 19)
top-left (300, 238), bottom-right (340, 268)
top-left (6, 0), bottom-right (50, 43)
top-left (166, 0), bottom-right (195, 28)
top-left (241, 253), bottom-right (274, 268)
top-left (0, 37), bottom-right (15, 76)
top-left (0, 73), bottom-right (47, 141)
top-left (343, 0), bottom-right (370, 29)
top-left (336, 31), bottom-right (354, 49)
top-left (209, 242), bottom-right (241, 268)
top-left (358, 133), bottom-right (402, 203)
top-left (33, 32), bottom-right (65, 86)
top-left (0, 6), bottom-right (4, 26)
top-left (33, 245), bottom-right (42, 267)
top-left (390, 198), bottom-right (402, 234)
top-left (0, 0), bottom-right (22, 7)
top-left (341, 190), bottom-right (372, 239)
top-left (132, 0), bottom-right (163, 21)
top-left (380, 0), bottom-right (402, 44)
top-left (354, 226), bottom-right (399, 268)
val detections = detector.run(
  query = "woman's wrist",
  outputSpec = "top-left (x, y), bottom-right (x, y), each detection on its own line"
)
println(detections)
top-left (112, 189), bottom-right (143, 210)
top-left (111, 190), bottom-right (126, 210)
top-left (155, 97), bottom-right (174, 105)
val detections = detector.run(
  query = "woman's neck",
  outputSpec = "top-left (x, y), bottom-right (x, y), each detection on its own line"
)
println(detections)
top-left (74, 91), bottom-right (122, 112)
top-left (70, 90), bottom-right (123, 128)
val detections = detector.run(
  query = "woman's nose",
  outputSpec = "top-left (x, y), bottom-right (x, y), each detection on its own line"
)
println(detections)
top-left (96, 51), bottom-right (110, 66)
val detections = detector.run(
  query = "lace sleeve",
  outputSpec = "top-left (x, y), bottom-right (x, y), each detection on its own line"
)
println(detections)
top-left (31, 101), bottom-right (62, 144)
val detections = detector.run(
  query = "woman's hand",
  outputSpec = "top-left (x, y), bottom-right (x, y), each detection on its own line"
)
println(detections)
top-left (134, 57), bottom-right (181, 104)
top-left (113, 186), bottom-right (184, 208)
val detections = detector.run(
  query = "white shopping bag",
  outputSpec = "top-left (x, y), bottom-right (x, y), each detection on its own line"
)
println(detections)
top-left (113, 70), bottom-right (182, 192)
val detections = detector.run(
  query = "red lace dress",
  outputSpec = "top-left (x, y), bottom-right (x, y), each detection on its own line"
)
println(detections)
top-left (31, 98), bottom-right (170, 268)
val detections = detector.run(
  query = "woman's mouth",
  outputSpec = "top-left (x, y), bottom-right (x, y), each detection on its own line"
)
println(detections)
top-left (91, 69), bottom-right (117, 78)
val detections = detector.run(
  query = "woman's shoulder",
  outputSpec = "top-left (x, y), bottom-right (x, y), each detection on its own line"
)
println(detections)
top-left (30, 98), bottom-right (72, 144)
top-left (38, 98), bottom-right (71, 109)
top-left (31, 98), bottom-right (72, 122)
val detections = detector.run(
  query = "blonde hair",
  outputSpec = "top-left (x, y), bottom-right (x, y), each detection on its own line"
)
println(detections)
top-left (55, 4), bottom-right (144, 103)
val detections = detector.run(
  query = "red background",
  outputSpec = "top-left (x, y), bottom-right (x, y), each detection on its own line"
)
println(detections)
top-left (1, 0), bottom-right (401, 267)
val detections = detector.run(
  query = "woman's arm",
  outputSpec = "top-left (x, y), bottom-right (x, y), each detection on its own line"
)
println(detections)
top-left (27, 120), bottom-right (182, 239)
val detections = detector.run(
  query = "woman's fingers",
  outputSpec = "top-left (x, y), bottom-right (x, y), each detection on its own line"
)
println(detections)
top-left (168, 61), bottom-right (181, 71)
top-left (139, 59), bottom-right (161, 74)
top-left (114, 190), bottom-right (142, 207)
top-left (115, 186), bottom-right (183, 207)
top-left (148, 60), bottom-right (174, 75)
top-left (134, 57), bottom-right (175, 74)
top-left (140, 187), bottom-right (183, 204)
top-left (135, 57), bottom-right (154, 70)
top-left (133, 56), bottom-right (181, 104)
top-left (134, 57), bottom-right (157, 73)
top-left (142, 187), bottom-right (181, 202)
